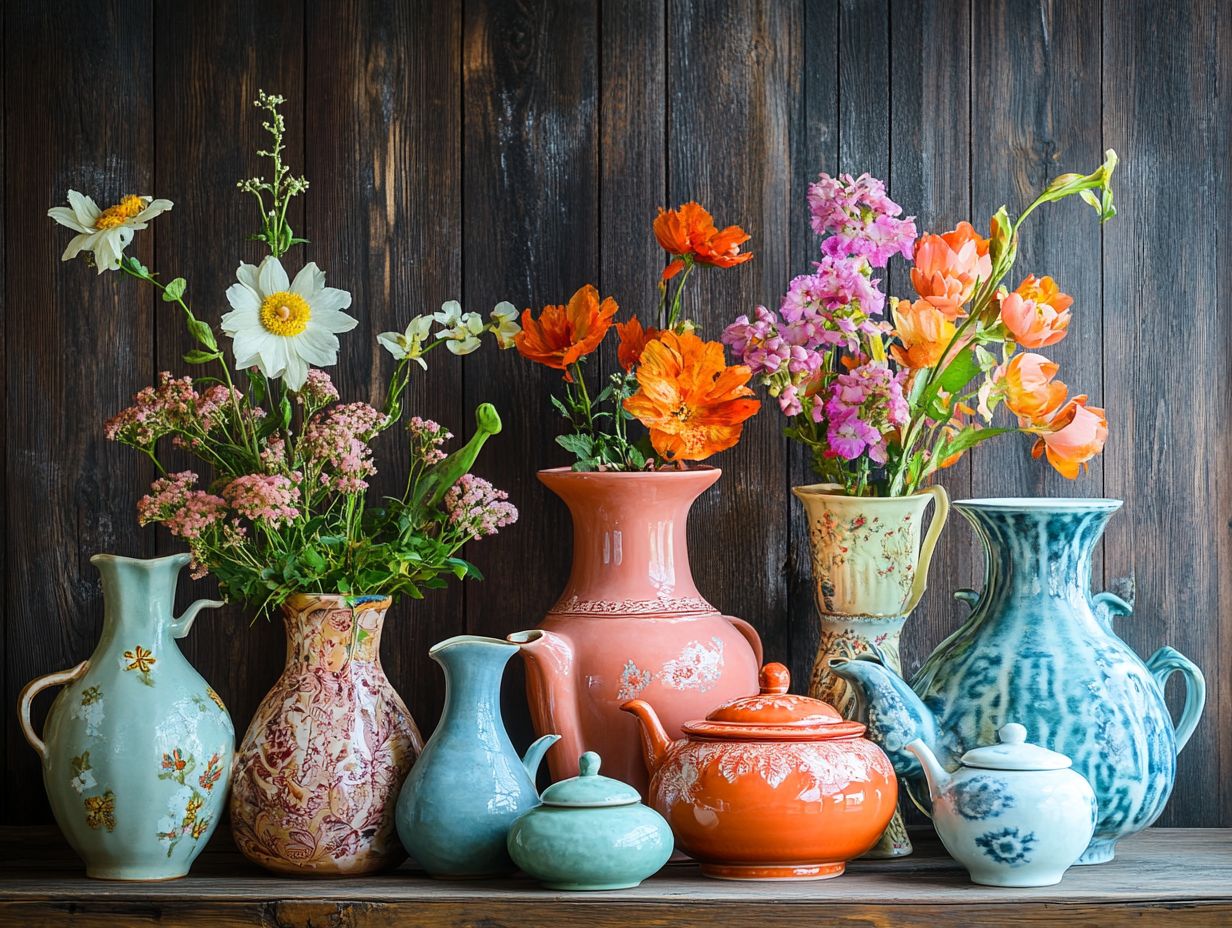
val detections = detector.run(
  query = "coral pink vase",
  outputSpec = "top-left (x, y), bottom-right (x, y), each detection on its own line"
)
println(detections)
top-left (509, 468), bottom-right (762, 796)
top-left (229, 594), bottom-right (422, 875)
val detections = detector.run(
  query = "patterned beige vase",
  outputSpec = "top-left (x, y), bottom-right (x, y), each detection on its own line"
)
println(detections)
top-left (792, 483), bottom-right (949, 858)
top-left (229, 594), bottom-right (422, 875)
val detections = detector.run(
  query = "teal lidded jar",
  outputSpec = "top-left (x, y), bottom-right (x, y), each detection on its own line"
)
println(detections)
top-left (507, 751), bottom-right (673, 890)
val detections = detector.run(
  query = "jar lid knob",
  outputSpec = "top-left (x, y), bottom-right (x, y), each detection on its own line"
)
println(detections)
top-left (999, 722), bottom-right (1027, 745)
top-left (579, 751), bottom-right (601, 777)
top-left (758, 662), bottom-right (791, 695)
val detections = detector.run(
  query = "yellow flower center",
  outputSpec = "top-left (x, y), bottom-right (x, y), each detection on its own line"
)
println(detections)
top-left (259, 291), bottom-right (312, 336)
top-left (94, 195), bottom-right (145, 230)
top-left (671, 403), bottom-right (693, 422)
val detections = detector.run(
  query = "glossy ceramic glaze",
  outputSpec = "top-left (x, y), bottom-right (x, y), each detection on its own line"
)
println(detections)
top-left (510, 468), bottom-right (762, 795)
top-left (395, 635), bottom-right (558, 878)
top-left (832, 498), bottom-right (1205, 865)
top-left (18, 553), bottom-right (233, 880)
top-left (908, 723), bottom-right (1097, 887)
top-left (229, 594), bottom-right (421, 876)
top-left (623, 664), bottom-right (897, 881)
top-left (792, 483), bottom-right (949, 858)
top-left (507, 751), bottom-right (672, 890)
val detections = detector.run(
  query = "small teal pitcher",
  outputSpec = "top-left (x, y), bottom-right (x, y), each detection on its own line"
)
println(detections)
top-left (395, 635), bottom-right (559, 878)
top-left (18, 553), bottom-right (234, 880)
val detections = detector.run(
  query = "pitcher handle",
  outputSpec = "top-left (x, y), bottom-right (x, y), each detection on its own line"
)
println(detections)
top-left (18, 661), bottom-right (89, 760)
top-left (724, 615), bottom-right (764, 667)
top-left (171, 598), bottom-right (225, 639)
top-left (903, 485), bottom-right (950, 614)
top-left (1146, 647), bottom-right (1206, 753)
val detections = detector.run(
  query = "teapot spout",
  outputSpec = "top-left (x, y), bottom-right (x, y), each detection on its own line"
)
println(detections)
top-left (508, 629), bottom-right (583, 778)
top-left (829, 655), bottom-right (939, 778)
top-left (620, 699), bottom-right (673, 775)
top-left (905, 738), bottom-right (952, 799)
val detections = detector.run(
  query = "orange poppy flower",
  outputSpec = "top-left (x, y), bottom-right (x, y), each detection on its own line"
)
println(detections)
top-left (890, 298), bottom-right (958, 369)
top-left (615, 316), bottom-right (660, 371)
top-left (515, 284), bottom-right (618, 379)
top-left (623, 331), bottom-right (761, 462)
top-left (1031, 395), bottom-right (1108, 479)
top-left (999, 275), bottom-right (1073, 348)
top-left (653, 202), bottom-right (754, 279)
top-left (1002, 352), bottom-right (1068, 424)
top-left (910, 221), bottom-right (992, 317)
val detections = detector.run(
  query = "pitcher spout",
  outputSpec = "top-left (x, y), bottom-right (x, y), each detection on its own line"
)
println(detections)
top-left (521, 733), bottom-right (561, 783)
top-left (829, 655), bottom-right (938, 777)
top-left (620, 699), bottom-right (674, 776)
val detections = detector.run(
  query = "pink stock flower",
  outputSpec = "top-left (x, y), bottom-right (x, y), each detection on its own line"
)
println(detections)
top-left (822, 362), bottom-right (909, 464)
top-left (807, 172), bottom-right (916, 267)
top-left (778, 383), bottom-right (803, 417)
top-left (136, 471), bottom-right (227, 540)
top-left (720, 306), bottom-right (791, 375)
top-left (444, 474), bottom-right (518, 540)
top-left (223, 473), bottom-right (301, 527)
top-left (105, 372), bottom-right (198, 446)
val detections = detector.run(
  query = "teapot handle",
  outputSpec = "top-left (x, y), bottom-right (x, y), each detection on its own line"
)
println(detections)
top-left (724, 615), bottom-right (764, 667)
top-left (903, 485), bottom-right (950, 615)
top-left (1146, 647), bottom-right (1206, 753)
top-left (18, 661), bottom-right (89, 760)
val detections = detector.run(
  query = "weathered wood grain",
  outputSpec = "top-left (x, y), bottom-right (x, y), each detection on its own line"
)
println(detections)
top-left (0, 828), bottom-right (1229, 927)
top-left (1101, 0), bottom-right (1230, 827)
top-left (4, 0), bottom-right (155, 826)
top-left (303, 0), bottom-right (464, 741)
top-left (460, 0), bottom-right (600, 750)
top-left (153, 0), bottom-right (305, 762)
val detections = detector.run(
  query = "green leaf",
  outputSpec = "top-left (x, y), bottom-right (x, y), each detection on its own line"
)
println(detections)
top-left (936, 426), bottom-right (1015, 460)
top-left (300, 548), bottom-right (326, 571)
top-left (162, 278), bottom-right (187, 302)
top-left (183, 349), bottom-right (221, 365)
top-left (555, 433), bottom-right (594, 459)
top-left (548, 394), bottom-right (573, 420)
top-left (279, 395), bottom-right (293, 430)
top-left (187, 317), bottom-right (219, 351)
top-left (918, 347), bottom-right (981, 419)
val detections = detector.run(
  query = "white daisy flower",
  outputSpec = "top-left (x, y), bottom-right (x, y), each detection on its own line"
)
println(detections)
top-left (489, 301), bottom-right (521, 348)
top-left (48, 191), bottom-right (173, 274)
top-left (221, 256), bottom-right (357, 391)
top-left (433, 300), bottom-right (484, 355)
top-left (377, 314), bottom-right (434, 368)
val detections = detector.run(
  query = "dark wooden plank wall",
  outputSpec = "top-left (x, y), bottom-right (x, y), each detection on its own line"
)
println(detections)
top-left (2, 0), bottom-right (1228, 828)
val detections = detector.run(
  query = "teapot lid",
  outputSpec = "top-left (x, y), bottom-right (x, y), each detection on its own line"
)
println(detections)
top-left (960, 723), bottom-right (1073, 771)
top-left (539, 752), bottom-right (642, 808)
top-left (682, 663), bottom-right (866, 741)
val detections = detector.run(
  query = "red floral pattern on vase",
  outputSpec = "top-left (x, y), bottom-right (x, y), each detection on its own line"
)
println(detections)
top-left (229, 594), bottom-right (422, 875)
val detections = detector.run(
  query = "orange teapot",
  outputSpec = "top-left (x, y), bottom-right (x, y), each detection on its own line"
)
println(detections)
top-left (622, 663), bottom-right (897, 880)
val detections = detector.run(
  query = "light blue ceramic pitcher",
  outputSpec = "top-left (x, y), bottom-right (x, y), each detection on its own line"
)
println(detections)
top-left (18, 553), bottom-right (234, 879)
top-left (395, 635), bottom-right (559, 878)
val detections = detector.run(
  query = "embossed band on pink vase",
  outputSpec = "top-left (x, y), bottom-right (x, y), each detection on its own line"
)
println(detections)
top-left (509, 467), bottom-right (762, 796)
top-left (229, 594), bottom-right (422, 875)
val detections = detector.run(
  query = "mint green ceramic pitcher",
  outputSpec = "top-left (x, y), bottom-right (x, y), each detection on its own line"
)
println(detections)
top-left (18, 553), bottom-right (234, 880)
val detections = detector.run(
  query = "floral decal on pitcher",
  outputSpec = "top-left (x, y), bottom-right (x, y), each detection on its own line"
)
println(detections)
top-left (84, 790), bottom-right (116, 832)
top-left (70, 685), bottom-right (105, 736)
top-left (617, 638), bottom-right (726, 699)
top-left (121, 645), bottom-right (156, 687)
top-left (156, 747), bottom-right (225, 857)
top-left (975, 826), bottom-right (1037, 866)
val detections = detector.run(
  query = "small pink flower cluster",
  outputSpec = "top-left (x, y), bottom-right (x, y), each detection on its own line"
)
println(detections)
top-left (298, 369), bottom-right (340, 408)
top-left (223, 473), bottom-right (301, 527)
top-left (409, 416), bottom-right (452, 466)
top-left (105, 372), bottom-right (197, 446)
top-left (302, 402), bottom-right (386, 493)
top-left (136, 471), bottom-right (227, 540)
top-left (444, 474), bottom-right (518, 540)
top-left (823, 362), bottom-right (909, 464)
top-left (807, 172), bottom-right (916, 267)
top-left (260, 434), bottom-right (287, 470)
top-left (194, 385), bottom-right (243, 432)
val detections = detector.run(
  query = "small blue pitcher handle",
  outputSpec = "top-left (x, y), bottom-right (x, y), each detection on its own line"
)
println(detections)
top-left (1146, 647), bottom-right (1206, 753)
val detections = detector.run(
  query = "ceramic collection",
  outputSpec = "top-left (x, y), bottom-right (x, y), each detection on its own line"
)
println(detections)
top-left (793, 482), bottom-right (949, 857)
top-left (510, 468), bottom-right (762, 794)
top-left (229, 593), bottom-right (422, 875)
top-left (624, 663), bottom-right (897, 880)
top-left (833, 498), bottom-right (1205, 864)
top-left (908, 723), bottom-right (1097, 887)
top-left (18, 495), bottom-right (1205, 890)
top-left (507, 751), bottom-right (673, 890)
top-left (395, 635), bottom-right (559, 878)
top-left (18, 554), bottom-right (233, 880)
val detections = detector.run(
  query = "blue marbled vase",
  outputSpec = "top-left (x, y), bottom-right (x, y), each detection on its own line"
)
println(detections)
top-left (395, 635), bottom-right (558, 878)
top-left (832, 499), bottom-right (1205, 864)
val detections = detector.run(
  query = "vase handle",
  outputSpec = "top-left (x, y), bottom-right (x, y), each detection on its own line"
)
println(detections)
top-left (903, 484), bottom-right (950, 615)
top-left (724, 615), bottom-right (764, 666)
top-left (1146, 647), bottom-right (1206, 753)
top-left (18, 661), bottom-right (89, 760)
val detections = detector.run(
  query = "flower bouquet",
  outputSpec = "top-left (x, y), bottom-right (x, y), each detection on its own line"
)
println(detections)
top-left (720, 154), bottom-right (1118, 858)
top-left (48, 90), bottom-right (520, 875)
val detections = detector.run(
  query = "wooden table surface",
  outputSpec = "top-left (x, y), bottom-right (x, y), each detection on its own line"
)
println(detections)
top-left (0, 827), bottom-right (1228, 927)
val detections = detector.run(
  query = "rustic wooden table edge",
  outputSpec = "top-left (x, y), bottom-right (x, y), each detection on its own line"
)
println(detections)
top-left (1, 827), bottom-right (1228, 926)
